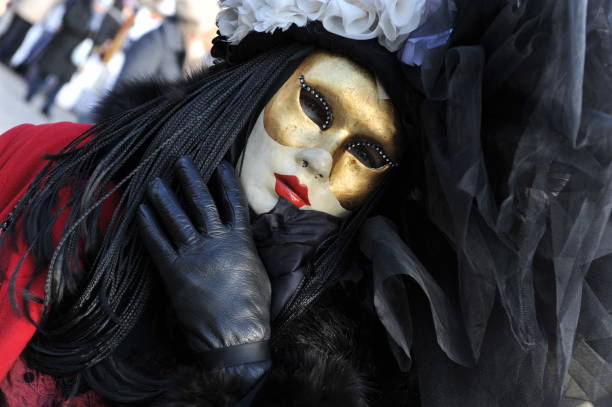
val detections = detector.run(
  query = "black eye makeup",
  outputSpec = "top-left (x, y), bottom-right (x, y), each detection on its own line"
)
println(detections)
top-left (346, 140), bottom-right (399, 169)
top-left (299, 75), bottom-right (333, 130)
top-left (297, 74), bottom-right (398, 170)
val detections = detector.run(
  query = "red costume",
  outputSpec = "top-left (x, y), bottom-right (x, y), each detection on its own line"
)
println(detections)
top-left (0, 122), bottom-right (105, 406)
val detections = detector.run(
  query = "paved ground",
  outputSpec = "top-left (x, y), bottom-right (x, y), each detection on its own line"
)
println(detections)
top-left (0, 64), bottom-right (75, 134)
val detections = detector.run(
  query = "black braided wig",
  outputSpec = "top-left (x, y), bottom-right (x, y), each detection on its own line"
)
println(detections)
top-left (0, 44), bottom-right (315, 401)
top-left (0, 32), bottom-right (423, 403)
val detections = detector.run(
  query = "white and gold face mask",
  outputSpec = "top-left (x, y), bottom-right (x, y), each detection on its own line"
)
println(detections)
top-left (239, 51), bottom-right (405, 217)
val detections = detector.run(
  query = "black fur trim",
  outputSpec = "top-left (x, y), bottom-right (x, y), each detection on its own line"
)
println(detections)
top-left (92, 65), bottom-right (228, 123)
top-left (92, 78), bottom-right (188, 122)
top-left (254, 293), bottom-right (370, 406)
top-left (152, 364), bottom-right (256, 407)
top-left (254, 347), bottom-right (368, 407)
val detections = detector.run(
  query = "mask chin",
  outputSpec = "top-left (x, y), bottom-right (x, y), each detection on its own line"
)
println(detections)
top-left (238, 112), bottom-right (350, 218)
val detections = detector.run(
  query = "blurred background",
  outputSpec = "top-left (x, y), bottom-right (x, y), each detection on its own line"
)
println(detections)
top-left (0, 0), bottom-right (219, 133)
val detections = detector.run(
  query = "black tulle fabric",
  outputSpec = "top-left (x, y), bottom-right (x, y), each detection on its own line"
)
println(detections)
top-left (382, 0), bottom-right (612, 405)
top-left (359, 216), bottom-right (474, 371)
top-left (226, 1), bottom-right (612, 403)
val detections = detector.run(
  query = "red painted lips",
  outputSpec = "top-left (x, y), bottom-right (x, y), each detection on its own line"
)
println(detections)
top-left (274, 173), bottom-right (310, 208)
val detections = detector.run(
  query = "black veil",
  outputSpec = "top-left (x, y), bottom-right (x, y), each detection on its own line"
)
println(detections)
top-left (392, 0), bottom-right (612, 405)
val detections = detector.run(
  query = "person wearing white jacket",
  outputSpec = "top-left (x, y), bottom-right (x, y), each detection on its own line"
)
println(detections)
top-left (0, 0), bottom-right (63, 63)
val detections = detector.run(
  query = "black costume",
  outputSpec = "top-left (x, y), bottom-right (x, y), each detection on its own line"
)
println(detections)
top-left (0, 0), bottom-right (611, 406)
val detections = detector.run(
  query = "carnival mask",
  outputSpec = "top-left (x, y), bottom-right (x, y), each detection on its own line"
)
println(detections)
top-left (239, 51), bottom-right (404, 217)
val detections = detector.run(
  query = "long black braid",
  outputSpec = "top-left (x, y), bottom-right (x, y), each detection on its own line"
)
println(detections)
top-left (0, 44), bottom-right (313, 402)
top-left (0, 37), bottom-right (422, 403)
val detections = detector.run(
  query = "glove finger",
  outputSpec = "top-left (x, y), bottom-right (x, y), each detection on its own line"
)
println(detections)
top-left (146, 177), bottom-right (198, 246)
top-left (175, 157), bottom-right (224, 234)
top-left (136, 203), bottom-right (177, 269)
top-left (215, 161), bottom-right (249, 228)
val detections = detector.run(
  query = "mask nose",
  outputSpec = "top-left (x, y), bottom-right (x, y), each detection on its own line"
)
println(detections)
top-left (296, 148), bottom-right (333, 181)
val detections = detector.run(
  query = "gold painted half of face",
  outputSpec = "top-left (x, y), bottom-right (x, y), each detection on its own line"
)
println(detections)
top-left (263, 51), bottom-right (405, 210)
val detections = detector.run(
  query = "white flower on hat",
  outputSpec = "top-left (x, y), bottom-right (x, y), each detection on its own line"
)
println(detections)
top-left (320, 0), bottom-right (379, 40)
top-left (217, 0), bottom-right (441, 52)
top-left (253, 0), bottom-right (308, 32)
top-left (296, 0), bottom-right (327, 19)
top-left (377, 0), bottom-right (430, 50)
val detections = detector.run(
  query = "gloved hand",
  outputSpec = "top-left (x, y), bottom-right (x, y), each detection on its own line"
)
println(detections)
top-left (137, 157), bottom-right (272, 374)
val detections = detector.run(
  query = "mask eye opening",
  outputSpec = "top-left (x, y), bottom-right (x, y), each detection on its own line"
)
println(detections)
top-left (346, 139), bottom-right (399, 169)
top-left (299, 75), bottom-right (333, 130)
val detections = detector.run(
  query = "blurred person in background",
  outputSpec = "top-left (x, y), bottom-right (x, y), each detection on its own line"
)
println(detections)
top-left (0, 0), bottom-right (10, 17)
top-left (120, 0), bottom-right (168, 50)
top-left (114, 0), bottom-right (215, 86)
top-left (24, 0), bottom-right (123, 117)
top-left (92, 0), bottom-right (129, 58)
top-left (96, 0), bottom-right (136, 65)
top-left (11, 2), bottom-right (66, 75)
top-left (0, 0), bottom-right (63, 63)
top-left (70, 0), bottom-right (169, 123)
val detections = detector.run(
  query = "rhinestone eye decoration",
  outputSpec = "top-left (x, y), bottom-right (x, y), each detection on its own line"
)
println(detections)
top-left (346, 140), bottom-right (399, 169)
top-left (299, 75), bottom-right (333, 130)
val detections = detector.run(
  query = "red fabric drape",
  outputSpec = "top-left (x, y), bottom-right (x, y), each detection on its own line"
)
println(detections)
top-left (0, 122), bottom-right (92, 380)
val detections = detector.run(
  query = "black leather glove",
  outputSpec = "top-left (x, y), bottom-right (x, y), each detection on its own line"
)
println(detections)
top-left (137, 158), bottom-right (271, 383)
